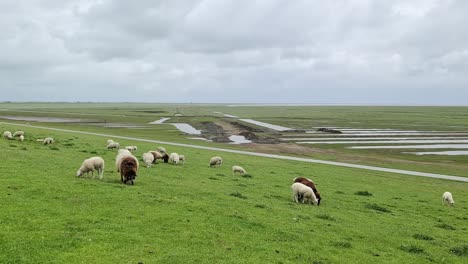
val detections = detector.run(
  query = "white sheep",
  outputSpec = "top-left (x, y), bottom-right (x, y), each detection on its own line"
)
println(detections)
top-left (107, 139), bottom-right (114, 145)
top-left (76, 156), bottom-right (105, 179)
top-left (291, 182), bottom-right (318, 205)
top-left (209, 156), bottom-right (222, 167)
top-left (232, 165), bottom-right (246, 175)
top-left (142, 152), bottom-right (155, 168)
top-left (19, 135), bottom-right (24, 142)
top-left (178, 155), bottom-right (185, 165)
top-left (13, 131), bottom-right (24, 137)
top-left (3, 131), bottom-right (13, 140)
top-left (157, 147), bottom-right (167, 154)
top-left (442, 192), bottom-right (455, 206)
top-left (107, 142), bottom-right (120, 150)
top-left (43, 137), bottom-right (54, 145)
top-left (169, 152), bottom-right (180, 165)
top-left (125, 145), bottom-right (138, 152)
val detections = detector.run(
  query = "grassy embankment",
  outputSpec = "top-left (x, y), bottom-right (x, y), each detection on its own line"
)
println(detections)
top-left (0, 121), bottom-right (467, 263)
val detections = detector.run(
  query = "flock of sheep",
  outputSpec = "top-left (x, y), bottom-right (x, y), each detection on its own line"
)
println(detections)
top-left (3, 130), bottom-right (456, 206)
top-left (3, 130), bottom-right (54, 145)
top-left (77, 139), bottom-right (248, 186)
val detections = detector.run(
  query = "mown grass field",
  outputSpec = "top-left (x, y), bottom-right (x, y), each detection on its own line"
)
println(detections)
top-left (1, 104), bottom-right (467, 263)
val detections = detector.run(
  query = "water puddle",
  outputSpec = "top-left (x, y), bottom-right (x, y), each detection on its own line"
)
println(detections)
top-left (239, 119), bottom-right (293, 131)
top-left (404, 151), bottom-right (468, 156)
top-left (148, 118), bottom-right (171, 124)
top-left (229, 135), bottom-right (252, 144)
top-left (298, 139), bottom-right (468, 144)
top-left (306, 132), bottom-right (468, 136)
top-left (281, 137), bottom-right (468, 141)
top-left (171, 123), bottom-right (201, 135)
top-left (349, 144), bottom-right (468, 149)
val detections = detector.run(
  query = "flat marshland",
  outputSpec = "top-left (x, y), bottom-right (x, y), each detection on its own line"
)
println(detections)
top-left (0, 103), bottom-right (467, 263)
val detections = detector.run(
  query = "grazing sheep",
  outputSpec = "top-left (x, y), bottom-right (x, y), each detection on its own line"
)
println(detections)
top-left (19, 135), bottom-right (24, 142)
top-left (119, 155), bottom-right (139, 185)
top-left (162, 153), bottom-right (169, 163)
top-left (293, 177), bottom-right (322, 206)
top-left (43, 137), bottom-right (54, 145)
top-left (13, 131), bottom-right (24, 137)
top-left (125, 145), bottom-right (138, 152)
top-left (107, 142), bottom-right (120, 150)
top-left (157, 147), bottom-right (167, 154)
top-left (107, 139), bottom-right (114, 145)
top-left (149, 151), bottom-right (163, 163)
top-left (209, 156), bottom-right (222, 167)
top-left (142, 152), bottom-right (155, 168)
top-left (3, 131), bottom-right (13, 140)
top-left (291, 182), bottom-right (318, 205)
top-left (115, 151), bottom-right (131, 172)
top-left (232, 165), bottom-right (246, 175)
top-left (76, 156), bottom-right (105, 179)
top-left (178, 155), bottom-right (185, 165)
top-left (442, 192), bottom-right (455, 206)
top-left (169, 153), bottom-right (180, 165)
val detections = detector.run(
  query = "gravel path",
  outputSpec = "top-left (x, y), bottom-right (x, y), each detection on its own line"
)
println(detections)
top-left (3, 122), bottom-right (467, 182)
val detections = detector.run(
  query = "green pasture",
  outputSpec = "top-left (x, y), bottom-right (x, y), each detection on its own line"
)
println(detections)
top-left (0, 121), bottom-right (467, 263)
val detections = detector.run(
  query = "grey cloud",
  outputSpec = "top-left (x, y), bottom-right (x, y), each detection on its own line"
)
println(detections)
top-left (0, 0), bottom-right (467, 104)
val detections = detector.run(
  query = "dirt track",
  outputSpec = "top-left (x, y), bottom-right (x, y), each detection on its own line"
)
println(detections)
top-left (2, 121), bottom-right (467, 182)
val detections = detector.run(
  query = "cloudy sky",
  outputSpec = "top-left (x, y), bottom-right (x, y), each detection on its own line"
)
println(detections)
top-left (0, 0), bottom-right (467, 105)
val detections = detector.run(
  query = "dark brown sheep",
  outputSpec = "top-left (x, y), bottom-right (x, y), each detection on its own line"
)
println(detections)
top-left (162, 153), bottom-right (169, 163)
top-left (149, 151), bottom-right (163, 164)
top-left (293, 177), bottom-right (322, 205)
top-left (120, 156), bottom-right (139, 185)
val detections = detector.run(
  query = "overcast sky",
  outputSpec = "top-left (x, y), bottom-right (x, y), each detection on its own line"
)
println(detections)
top-left (0, 0), bottom-right (467, 105)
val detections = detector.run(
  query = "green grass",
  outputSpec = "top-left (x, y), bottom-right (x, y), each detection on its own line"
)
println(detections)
top-left (0, 103), bottom-right (467, 263)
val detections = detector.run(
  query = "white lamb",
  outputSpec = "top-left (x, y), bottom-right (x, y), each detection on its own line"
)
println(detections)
top-left (209, 156), bottom-right (222, 167)
top-left (142, 152), bottom-right (155, 168)
top-left (291, 182), bottom-right (318, 205)
top-left (125, 145), bottom-right (138, 152)
top-left (19, 135), bottom-right (24, 142)
top-left (3, 131), bottom-right (13, 140)
top-left (169, 152), bottom-right (180, 165)
top-left (76, 156), bottom-right (105, 179)
top-left (43, 137), bottom-right (54, 145)
top-left (442, 192), bottom-right (455, 206)
top-left (13, 131), bottom-right (24, 137)
top-left (232, 165), bottom-right (246, 175)
top-left (107, 142), bottom-right (120, 150)
top-left (178, 155), bottom-right (185, 165)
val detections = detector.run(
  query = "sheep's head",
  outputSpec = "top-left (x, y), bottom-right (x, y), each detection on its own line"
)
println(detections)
top-left (76, 170), bottom-right (83, 177)
top-left (125, 171), bottom-right (137, 183)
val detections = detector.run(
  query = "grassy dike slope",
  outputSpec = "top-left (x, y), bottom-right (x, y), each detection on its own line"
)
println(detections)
top-left (0, 125), bottom-right (467, 263)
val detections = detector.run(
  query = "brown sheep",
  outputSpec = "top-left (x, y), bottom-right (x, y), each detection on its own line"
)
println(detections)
top-left (293, 177), bottom-right (322, 205)
top-left (120, 156), bottom-right (139, 185)
top-left (149, 151), bottom-right (163, 164)
top-left (162, 153), bottom-right (169, 163)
